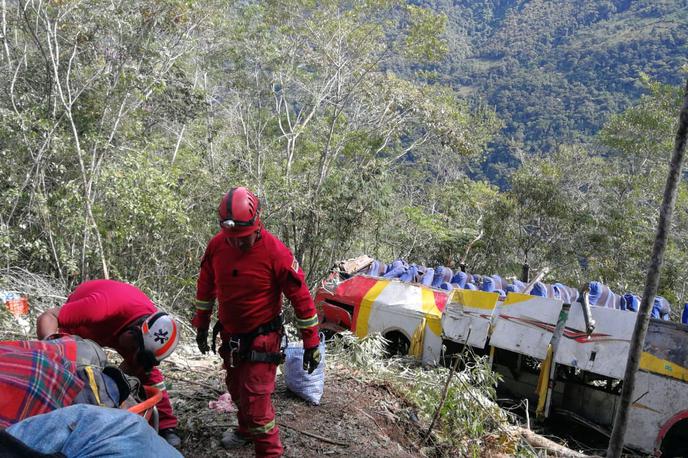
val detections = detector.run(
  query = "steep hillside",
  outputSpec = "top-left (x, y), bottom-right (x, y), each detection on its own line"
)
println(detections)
top-left (420, 0), bottom-right (688, 181)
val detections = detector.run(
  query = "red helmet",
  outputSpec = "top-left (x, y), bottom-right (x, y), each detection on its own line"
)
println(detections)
top-left (218, 187), bottom-right (261, 237)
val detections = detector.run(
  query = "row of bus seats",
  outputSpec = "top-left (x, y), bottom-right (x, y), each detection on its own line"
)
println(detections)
top-left (364, 259), bottom-right (685, 323)
top-left (529, 280), bottom-right (673, 321)
top-left (366, 260), bottom-right (508, 295)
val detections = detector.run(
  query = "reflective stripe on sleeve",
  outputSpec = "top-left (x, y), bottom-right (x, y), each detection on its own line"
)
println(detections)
top-left (295, 314), bottom-right (318, 329)
top-left (152, 381), bottom-right (167, 392)
top-left (194, 299), bottom-right (213, 311)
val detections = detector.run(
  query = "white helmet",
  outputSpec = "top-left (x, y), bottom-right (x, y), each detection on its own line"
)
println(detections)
top-left (141, 311), bottom-right (179, 363)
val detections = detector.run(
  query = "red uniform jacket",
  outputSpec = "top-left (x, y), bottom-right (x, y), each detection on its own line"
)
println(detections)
top-left (58, 280), bottom-right (156, 349)
top-left (194, 229), bottom-right (319, 349)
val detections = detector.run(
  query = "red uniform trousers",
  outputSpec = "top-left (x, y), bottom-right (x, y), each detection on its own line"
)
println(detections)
top-left (143, 367), bottom-right (177, 431)
top-left (219, 330), bottom-right (282, 458)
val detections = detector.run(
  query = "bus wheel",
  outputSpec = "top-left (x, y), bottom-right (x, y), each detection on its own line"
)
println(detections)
top-left (661, 418), bottom-right (688, 457)
top-left (383, 331), bottom-right (410, 357)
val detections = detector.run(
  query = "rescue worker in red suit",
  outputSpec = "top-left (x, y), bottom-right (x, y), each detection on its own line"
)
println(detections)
top-left (35, 279), bottom-right (182, 448)
top-left (192, 186), bottom-right (321, 457)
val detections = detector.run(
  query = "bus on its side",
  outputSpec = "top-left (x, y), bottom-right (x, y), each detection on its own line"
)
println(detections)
top-left (317, 268), bottom-right (688, 457)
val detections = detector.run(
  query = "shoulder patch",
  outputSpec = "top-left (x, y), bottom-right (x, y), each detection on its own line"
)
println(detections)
top-left (291, 257), bottom-right (299, 272)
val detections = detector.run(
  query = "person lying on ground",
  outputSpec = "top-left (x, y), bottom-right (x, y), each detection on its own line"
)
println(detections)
top-left (0, 404), bottom-right (182, 458)
top-left (0, 335), bottom-right (147, 428)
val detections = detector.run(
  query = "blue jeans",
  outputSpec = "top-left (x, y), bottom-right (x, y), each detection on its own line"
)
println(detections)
top-left (6, 404), bottom-right (182, 457)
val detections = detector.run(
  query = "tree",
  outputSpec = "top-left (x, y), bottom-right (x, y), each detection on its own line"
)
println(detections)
top-left (0, 0), bottom-right (208, 291)
top-left (607, 78), bottom-right (688, 458)
top-left (199, 0), bottom-right (499, 282)
top-left (598, 76), bottom-right (688, 300)
top-left (479, 145), bottom-right (604, 283)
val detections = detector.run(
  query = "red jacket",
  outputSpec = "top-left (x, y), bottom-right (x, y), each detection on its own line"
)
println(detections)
top-left (193, 229), bottom-right (319, 349)
top-left (58, 280), bottom-right (156, 348)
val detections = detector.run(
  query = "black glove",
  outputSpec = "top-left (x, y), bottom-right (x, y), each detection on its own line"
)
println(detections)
top-left (196, 328), bottom-right (209, 354)
top-left (303, 346), bottom-right (321, 374)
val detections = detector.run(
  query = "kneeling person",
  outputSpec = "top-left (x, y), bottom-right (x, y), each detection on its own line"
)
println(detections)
top-left (36, 279), bottom-right (181, 448)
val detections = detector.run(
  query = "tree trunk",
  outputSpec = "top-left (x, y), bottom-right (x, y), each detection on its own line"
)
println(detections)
top-left (607, 79), bottom-right (688, 457)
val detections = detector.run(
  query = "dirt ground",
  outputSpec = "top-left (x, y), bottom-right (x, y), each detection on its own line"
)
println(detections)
top-left (165, 347), bottom-right (426, 458)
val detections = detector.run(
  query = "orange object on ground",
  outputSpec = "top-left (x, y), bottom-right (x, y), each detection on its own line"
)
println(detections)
top-left (3, 292), bottom-right (29, 317)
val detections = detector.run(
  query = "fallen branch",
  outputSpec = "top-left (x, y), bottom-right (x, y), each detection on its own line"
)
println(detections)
top-left (513, 426), bottom-right (594, 458)
top-left (171, 390), bottom-right (217, 400)
top-left (165, 373), bottom-right (224, 394)
top-left (356, 407), bottom-right (385, 433)
top-left (278, 421), bottom-right (349, 447)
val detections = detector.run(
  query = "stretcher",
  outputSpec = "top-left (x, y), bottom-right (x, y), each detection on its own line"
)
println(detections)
top-left (126, 385), bottom-right (163, 431)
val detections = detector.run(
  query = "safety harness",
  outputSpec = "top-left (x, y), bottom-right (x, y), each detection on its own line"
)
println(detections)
top-left (213, 315), bottom-right (286, 367)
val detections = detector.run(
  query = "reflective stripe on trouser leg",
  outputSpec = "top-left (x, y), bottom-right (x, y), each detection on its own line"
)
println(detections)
top-left (244, 368), bottom-right (281, 457)
top-left (143, 367), bottom-right (177, 430)
top-left (249, 418), bottom-right (276, 435)
top-left (228, 331), bottom-right (283, 458)
top-left (152, 381), bottom-right (167, 391)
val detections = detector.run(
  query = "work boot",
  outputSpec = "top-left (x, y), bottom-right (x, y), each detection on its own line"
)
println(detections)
top-left (221, 429), bottom-right (251, 448)
top-left (160, 428), bottom-right (182, 449)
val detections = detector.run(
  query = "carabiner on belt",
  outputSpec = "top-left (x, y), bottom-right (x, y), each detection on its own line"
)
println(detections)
top-left (227, 337), bottom-right (241, 367)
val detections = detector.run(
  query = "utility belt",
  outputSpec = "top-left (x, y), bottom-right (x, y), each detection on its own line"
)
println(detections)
top-left (213, 314), bottom-right (287, 367)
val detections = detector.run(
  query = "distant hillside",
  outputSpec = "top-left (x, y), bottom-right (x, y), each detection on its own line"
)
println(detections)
top-left (418, 0), bottom-right (688, 182)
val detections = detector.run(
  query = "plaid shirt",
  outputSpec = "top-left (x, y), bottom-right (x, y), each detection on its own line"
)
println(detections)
top-left (0, 337), bottom-right (84, 427)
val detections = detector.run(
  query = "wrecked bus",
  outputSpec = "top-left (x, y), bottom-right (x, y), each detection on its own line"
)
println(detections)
top-left (315, 261), bottom-right (688, 457)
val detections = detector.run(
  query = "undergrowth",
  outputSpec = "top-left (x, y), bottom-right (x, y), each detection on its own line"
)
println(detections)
top-left (0, 268), bottom-right (67, 338)
top-left (0, 270), bottom-right (539, 456)
top-left (328, 332), bottom-right (535, 457)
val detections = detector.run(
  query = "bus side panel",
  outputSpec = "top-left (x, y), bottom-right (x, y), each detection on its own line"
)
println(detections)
top-left (556, 305), bottom-right (635, 379)
top-left (641, 320), bottom-right (688, 382)
top-left (364, 281), bottom-right (424, 339)
top-left (625, 371), bottom-right (688, 454)
top-left (422, 321), bottom-right (443, 364)
top-left (363, 280), bottom-right (446, 364)
top-left (441, 290), bottom-right (499, 349)
top-left (490, 296), bottom-right (563, 360)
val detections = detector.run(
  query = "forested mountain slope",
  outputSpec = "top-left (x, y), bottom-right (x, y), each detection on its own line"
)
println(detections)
top-left (1, 0), bottom-right (687, 320)
top-left (420, 0), bottom-right (688, 179)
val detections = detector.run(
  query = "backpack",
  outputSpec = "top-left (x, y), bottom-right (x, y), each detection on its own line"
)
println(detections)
top-left (70, 337), bottom-right (139, 408)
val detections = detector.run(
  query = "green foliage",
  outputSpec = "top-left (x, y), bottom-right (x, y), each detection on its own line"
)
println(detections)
top-left (329, 332), bottom-right (517, 455)
top-left (600, 75), bottom-right (684, 169)
top-left (472, 78), bottom-right (688, 307)
top-left (2, 0), bottom-right (687, 320)
top-left (405, 5), bottom-right (449, 62)
top-left (1, 0), bottom-right (498, 306)
top-left (417, 0), bottom-right (688, 181)
top-left (0, 0), bottom-right (213, 295)
top-left (594, 78), bottom-right (688, 299)
top-left (198, 0), bottom-right (498, 283)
